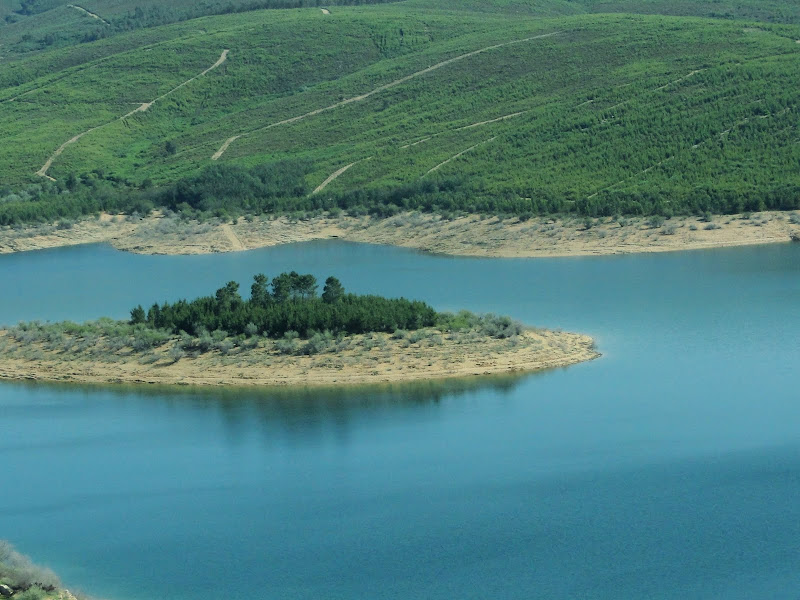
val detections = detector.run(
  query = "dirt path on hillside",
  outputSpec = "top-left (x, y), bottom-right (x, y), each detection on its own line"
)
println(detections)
top-left (400, 136), bottom-right (430, 149)
top-left (36, 50), bottom-right (229, 179)
top-left (398, 109), bottom-right (525, 148)
top-left (151, 49), bottom-right (229, 105)
top-left (426, 136), bottom-right (496, 174)
top-left (598, 68), bottom-right (703, 116)
top-left (36, 127), bottom-right (103, 180)
top-left (221, 223), bottom-right (245, 250)
top-left (654, 68), bottom-right (704, 92)
top-left (211, 31), bottom-right (561, 159)
top-left (313, 161), bottom-right (359, 193)
top-left (67, 4), bottom-right (110, 25)
top-left (456, 111), bottom-right (526, 130)
top-left (211, 135), bottom-right (241, 160)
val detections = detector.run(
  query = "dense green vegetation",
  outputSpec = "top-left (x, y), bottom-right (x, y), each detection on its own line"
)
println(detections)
top-left (2, 0), bottom-right (402, 56)
top-left (125, 271), bottom-right (524, 341)
top-left (132, 272), bottom-right (440, 338)
top-left (572, 0), bottom-right (800, 24)
top-left (4, 274), bottom-right (525, 362)
top-left (1, 0), bottom-right (798, 224)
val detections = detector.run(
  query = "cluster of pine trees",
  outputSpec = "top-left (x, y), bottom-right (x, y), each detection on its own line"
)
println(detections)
top-left (130, 273), bottom-right (438, 338)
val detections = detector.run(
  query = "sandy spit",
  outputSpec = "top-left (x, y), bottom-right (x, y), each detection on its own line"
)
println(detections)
top-left (0, 330), bottom-right (598, 388)
top-left (0, 211), bottom-right (797, 258)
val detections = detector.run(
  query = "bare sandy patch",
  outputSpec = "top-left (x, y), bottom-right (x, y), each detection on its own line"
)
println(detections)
top-left (1, 211), bottom-right (797, 258)
top-left (0, 328), bottom-right (598, 388)
top-left (67, 4), bottom-right (110, 25)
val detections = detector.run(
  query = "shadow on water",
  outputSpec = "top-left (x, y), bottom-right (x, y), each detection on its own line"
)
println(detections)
top-left (3, 368), bottom-right (533, 416)
top-left (0, 372), bottom-right (537, 519)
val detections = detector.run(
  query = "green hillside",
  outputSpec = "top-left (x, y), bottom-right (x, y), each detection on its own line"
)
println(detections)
top-left (0, 0), bottom-right (798, 224)
top-left (574, 0), bottom-right (800, 24)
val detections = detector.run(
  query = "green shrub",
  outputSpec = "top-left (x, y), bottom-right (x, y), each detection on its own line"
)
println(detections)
top-left (16, 586), bottom-right (48, 600)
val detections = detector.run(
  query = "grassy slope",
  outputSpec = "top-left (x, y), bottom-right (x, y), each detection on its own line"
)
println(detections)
top-left (0, 0), bottom-right (798, 215)
top-left (574, 0), bottom-right (800, 24)
top-left (0, 0), bottom-right (402, 58)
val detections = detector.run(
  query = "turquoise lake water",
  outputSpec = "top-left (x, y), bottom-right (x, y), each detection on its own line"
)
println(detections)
top-left (1, 241), bottom-right (799, 599)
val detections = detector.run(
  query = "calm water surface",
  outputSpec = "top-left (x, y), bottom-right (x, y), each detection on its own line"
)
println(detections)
top-left (1, 241), bottom-right (799, 599)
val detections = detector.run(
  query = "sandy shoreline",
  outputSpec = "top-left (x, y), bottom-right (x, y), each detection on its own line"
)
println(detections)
top-left (0, 329), bottom-right (598, 388)
top-left (0, 211), bottom-right (797, 258)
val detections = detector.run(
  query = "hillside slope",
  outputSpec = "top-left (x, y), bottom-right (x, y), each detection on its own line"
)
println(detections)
top-left (0, 0), bottom-right (798, 223)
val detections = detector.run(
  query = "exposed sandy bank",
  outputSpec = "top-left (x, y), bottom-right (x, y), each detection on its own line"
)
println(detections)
top-left (0, 329), bottom-right (598, 388)
top-left (0, 211), bottom-right (796, 258)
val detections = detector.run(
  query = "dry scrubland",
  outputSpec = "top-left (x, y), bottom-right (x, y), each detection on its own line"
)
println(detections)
top-left (0, 211), bottom-right (797, 257)
top-left (0, 323), bottom-right (597, 387)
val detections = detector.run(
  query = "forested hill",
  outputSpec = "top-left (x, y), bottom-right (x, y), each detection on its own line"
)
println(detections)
top-left (1, 0), bottom-right (798, 224)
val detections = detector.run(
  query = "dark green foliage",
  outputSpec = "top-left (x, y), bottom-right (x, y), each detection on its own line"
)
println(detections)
top-left (0, 176), bottom-right (157, 226)
top-left (322, 276), bottom-right (345, 303)
top-left (163, 162), bottom-right (312, 214)
top-left (141, 273), bottom-right (438, 338)
top-left (130, 305), bottom-right (146, 324)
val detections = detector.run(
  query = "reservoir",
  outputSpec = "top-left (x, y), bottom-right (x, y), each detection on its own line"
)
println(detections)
top-left (1, 241), bottom-right (799, 599)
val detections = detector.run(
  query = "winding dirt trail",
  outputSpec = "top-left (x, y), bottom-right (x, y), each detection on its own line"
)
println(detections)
top-left (151, 49), bottom-right (229, 105)
top-left (399, 109), bottom-right (526, 149)
top-left (594, 69), bottom-right (705, 117)
top-left (313, 161), bottom-right (359, 194)
top-left (211, 31), bottom-right (560, 160)
top-left (36, 127), bottom-right (102, 180)
top-left (67, 4), bottom-right (110, 25)
top-left (425, 136), bottom-right (496, 175)
top-left (400, 137), bottom-right (430, 149)
top-left (221, 224), bottom-right (245, 250)
top-left (456, 111), bottom-right (526, 130)
top-left (653, 68), bottom-right (704, 92)
top-left (211, 135), bottom-right (241, 160)
top-left (37, 50), bottom-right (229, 179)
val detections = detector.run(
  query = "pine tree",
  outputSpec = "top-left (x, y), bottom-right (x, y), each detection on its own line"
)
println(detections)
top-left (322, 277), bottom-right (345, 303)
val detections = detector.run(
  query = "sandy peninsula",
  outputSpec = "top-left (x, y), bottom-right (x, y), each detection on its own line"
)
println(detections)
top-left (0, 327), bottom-right (598, 388)
top-left (0, 210), bottom-right (797, 258)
